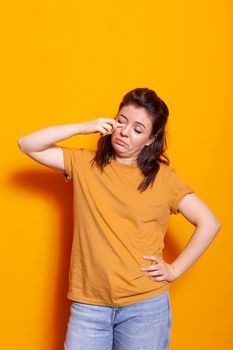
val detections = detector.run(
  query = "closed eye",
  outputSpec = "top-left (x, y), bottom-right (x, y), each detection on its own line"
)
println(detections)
top-left (117, 117), bottom-right (143, 133)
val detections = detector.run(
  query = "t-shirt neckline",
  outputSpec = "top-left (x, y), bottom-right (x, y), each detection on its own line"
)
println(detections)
top-left (110, 158), bottom-right (138, 169)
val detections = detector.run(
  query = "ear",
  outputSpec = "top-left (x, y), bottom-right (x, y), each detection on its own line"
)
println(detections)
top-left (145, 134), bottom-right (156, 147)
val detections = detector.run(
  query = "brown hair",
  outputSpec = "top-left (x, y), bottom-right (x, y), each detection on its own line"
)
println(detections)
top-left (91, 87), bottom-right (170, 192)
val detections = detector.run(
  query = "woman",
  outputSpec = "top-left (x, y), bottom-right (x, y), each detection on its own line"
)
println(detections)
top-left (18, 88), bottom-right (221, 350)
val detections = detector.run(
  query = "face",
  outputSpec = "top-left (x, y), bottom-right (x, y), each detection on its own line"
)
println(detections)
top-left (111, 104), bottom-right (155, 159)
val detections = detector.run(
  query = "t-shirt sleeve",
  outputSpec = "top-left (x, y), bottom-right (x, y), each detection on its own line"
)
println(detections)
top-left (61, 146), bottom-right (75, 182)
top-left (61, 146), bottom-right (79, 183)
top-left (167, 167), bottom-right (194, 215)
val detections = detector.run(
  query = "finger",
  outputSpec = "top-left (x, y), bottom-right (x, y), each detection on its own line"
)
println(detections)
top-left (116, 121), bottom-right (125, 128)
top-left (99, 126), bottom-right (110, 135)
top-left (102, 122), bottom-right (114, 132)
top-left (104, 121), bottom-right (123, 133)
top-left (143, 255), bottom-right (161, 263)
top-left (141, 264), bottom-right (161, 271)
top-left (99, 124), bottom-right (115, 136)
top-left (103, 118), bottom-right (118, 125)
top-left (144, 269), bottom-right (163, 277)
top-left (143, 255), bottom-right (156, 260)
top-left (153, 275), bottom-right (166, 282)
top-left (103, 119), bottom-right (120, 129)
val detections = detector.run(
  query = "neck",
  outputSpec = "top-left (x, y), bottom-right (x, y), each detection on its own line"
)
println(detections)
top-left (114, 154), bottom-right (137, 165)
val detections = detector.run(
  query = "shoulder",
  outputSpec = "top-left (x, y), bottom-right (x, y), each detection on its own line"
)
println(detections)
top-left (61, 146), bottom-right (95, 158)
top-left (61, 146), bottom-right (96, 169)
top-left (75, 147), bottom-right (95, 157)
top-left (158, 161), bottom-right (190, 181)
top-left (158, 162), bottom-right (187, 186)
top-left (158, 162), bottom-right (174, 177)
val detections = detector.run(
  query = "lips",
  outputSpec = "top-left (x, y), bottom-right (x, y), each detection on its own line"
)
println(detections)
top-left (115, 138), bottom-right (128, 146)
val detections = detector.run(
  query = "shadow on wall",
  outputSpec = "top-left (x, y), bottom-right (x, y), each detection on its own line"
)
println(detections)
top-left (10, 167), bottom-right (180, 350)
top-left (10, 167), bottom-right (73, 350)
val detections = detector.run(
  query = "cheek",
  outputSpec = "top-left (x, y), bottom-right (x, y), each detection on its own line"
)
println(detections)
top-left (112, 128), bottom-right (125, 138)
top-left (111, 129), bottom-right (118, 138)
top-left (135, 135), bottom-right (150, 147)
top-left (111, 128), bottom-right (146, 144)
top-left (133, 132), bottom-right (146, 140)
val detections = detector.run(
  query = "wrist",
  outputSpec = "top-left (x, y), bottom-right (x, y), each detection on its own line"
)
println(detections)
top-left (170, 262), bottom-right (181, 280)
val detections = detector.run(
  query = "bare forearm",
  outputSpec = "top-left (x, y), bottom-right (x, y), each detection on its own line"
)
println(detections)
top-left (18, 123), bottom-right (86, 152)
top-left (171, 221), bottom-right (221, 279)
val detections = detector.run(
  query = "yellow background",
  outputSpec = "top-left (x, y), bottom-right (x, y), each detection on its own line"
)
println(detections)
top-left (1, 1), bottom-right (232, 349)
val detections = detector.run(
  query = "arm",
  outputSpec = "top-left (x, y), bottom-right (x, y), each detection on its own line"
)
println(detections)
top-left (18, 123), bottom-right (88, 153)
top-left (169, 193), bottom-right (221, 279)
top-left (17, 119), bottom-right (119, 173)
top-left (17, 123), bottom-right (87, 173)
top-left (141, 193), bottom-right (222, 281)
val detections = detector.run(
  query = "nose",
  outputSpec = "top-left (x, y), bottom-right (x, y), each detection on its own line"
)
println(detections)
top-left (119, 123), bottom-right (130, 137)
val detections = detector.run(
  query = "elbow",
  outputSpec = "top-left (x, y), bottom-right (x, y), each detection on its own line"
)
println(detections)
top-left (208, 218), bottom-right (222, 236)
top-left (17, 137), bottom-right (27, 153)
top-left (215, 219), bottom-right (222, 233)
top-left (17, 138), bottom-right (22, 150)
top-left (196, 217), bottom-right (222, 236)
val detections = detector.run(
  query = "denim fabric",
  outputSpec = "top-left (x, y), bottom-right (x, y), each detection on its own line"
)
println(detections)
top-left (64, 291), bottom-right (172, 350)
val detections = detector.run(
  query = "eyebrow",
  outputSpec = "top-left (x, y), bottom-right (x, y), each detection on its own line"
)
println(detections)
top-left (119, 114), bottom-right (146, 129)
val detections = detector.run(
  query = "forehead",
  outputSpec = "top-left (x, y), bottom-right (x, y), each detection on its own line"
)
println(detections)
top-left (118, 104), bottom-right (152, 125)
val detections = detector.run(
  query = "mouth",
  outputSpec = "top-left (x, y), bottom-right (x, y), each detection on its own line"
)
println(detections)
top-left (115, 138), bottom-right (128, 146)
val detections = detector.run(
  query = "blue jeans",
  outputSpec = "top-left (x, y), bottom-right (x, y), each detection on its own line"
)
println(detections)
top-left (64, 291), bottom-right (172, 350)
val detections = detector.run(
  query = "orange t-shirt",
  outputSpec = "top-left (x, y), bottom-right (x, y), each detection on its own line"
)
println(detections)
top-left (61, 146), bottom-right (194, 307)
